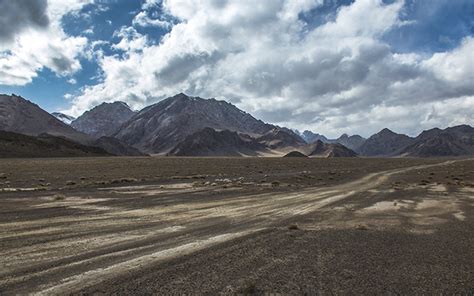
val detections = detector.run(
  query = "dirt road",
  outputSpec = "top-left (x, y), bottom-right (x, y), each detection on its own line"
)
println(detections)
top-left (0, 158), bottom-right (473, 294)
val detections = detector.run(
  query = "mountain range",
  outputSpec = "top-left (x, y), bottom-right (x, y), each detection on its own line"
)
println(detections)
top-left (0, 93), bottom-right (473, 158)
top-left (299, 130), bottom-right (366, 152)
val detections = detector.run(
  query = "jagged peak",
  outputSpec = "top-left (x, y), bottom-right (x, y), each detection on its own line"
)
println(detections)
top-left (95, 101), bottom-right (131, 109)
top-left (379, 128), bottom-right (395, 134)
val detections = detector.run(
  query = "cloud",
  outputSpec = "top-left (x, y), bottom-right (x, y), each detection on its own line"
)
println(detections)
top-left (112, 27), bottom-right (149, 53)
top-left (142, 0), bottom-right (161, 10)
top-left (67, 0), bottom-right (474, 137)
top-left (0, 0), bottom-right (92, 86)
top-left (133, 11), bottom-right (171, 28)
top-left (0, 0), bottom-right (49, 42)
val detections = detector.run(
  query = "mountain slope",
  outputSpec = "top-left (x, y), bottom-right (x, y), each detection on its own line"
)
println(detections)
top-left (0, 94), bottom-right (91, 144)
top-left (358, 128), bottom-right (413, 156)
top-left (114, 93), bottom-right (275, 154)
top-left (52, 112), bottom-right (76, 125)
top-left (72, 102), bottom-right (136, 138)
top-left (93, 137), bottom-right (147, 156)
top-left (168, 127), bottom-right (267, 156)
top-left (0, 131), bottom-right (110, 158)
top-left (257, 128), bottom-right (306, 149)
top-left (399, 125), bottom-right (474, 157)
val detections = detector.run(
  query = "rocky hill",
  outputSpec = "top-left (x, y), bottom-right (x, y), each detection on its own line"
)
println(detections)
top-left (283, 151), bottom-right (308, 158)
top-left (303, 140), bottom-right (358, 158)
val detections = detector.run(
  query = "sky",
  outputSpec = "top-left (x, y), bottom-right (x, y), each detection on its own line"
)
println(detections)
top-left (0, 0), bottom-right (473, 138)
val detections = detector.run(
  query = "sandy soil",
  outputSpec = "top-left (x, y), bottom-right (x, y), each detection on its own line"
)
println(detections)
top-left (0, 157), bottom-right (473, 294)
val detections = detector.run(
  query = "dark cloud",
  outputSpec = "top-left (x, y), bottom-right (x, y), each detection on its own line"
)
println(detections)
top-left (0, 0), bottom-right (49, 42)
top-left (51, 56), bottom-right (75, 73)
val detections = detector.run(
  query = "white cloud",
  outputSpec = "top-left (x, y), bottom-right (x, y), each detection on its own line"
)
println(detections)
top-left (112, 27), bottom-right (149, 53)
top-left (133, 11), bottom-right (171, 28)
top-left (423, 37), bottom-right (474, 91)
top-left (67, 0), bottom-right (474, 137)
top-left (142, 0), bottom-right (161, 10)
top-left (67, 78), bottom-right (77, 84)
top-left (82, 27), bottom-right (94, 35)
top-left (0, 0), bottom-right (92, 86)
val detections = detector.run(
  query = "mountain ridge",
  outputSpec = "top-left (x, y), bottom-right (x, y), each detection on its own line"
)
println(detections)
top-left (0, 94), bottom-right (92, 144)
top-left (1, 93), bottom-right (474, 158)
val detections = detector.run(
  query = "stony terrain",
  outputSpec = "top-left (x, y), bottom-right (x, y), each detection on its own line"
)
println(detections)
top-left (0, 157), bottom-right (473, 294)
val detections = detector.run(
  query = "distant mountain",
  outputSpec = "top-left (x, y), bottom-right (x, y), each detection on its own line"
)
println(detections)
top-left (72, 102), bottom-right (136, 138)
top-left (52, 112), bottom-right (76, 125)
top-left (0, 94), bottom-right (91, 144)
top-left (358, 128), bottom-right (413, 156)
top-left (335, 134), bottom-right (366, 152)
top-left (399, 125), bottom-right (474, 157)
top-left (302, 140), bottom-right (358, 158)
top-left (114, 93), bottom-right (277, 154)
top-left (301, 130), bottom-right (329, 143)
top-left (168, 127), bottom-right (267, 156)
top-left (0, 131), bottom-right (110, 158)
top-left (300, 130), bottom-right (365, 151)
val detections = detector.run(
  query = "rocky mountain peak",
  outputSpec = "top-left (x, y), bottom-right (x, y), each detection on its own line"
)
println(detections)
top-left (114, 94), bottom-right (275, 153)
top-left (71, 101), bottom-right (136, 138)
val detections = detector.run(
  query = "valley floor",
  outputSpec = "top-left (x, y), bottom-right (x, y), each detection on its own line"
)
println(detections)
top-left (0, 157), bottom-right (473, 294)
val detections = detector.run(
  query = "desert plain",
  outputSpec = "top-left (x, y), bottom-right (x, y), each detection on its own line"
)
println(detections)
top-left (0, 157), bottom-right (473, 294)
